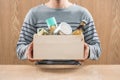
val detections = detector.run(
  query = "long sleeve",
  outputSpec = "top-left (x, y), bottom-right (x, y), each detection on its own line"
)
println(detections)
top-left (81, 8), bottom-right (102, 60)
top-left (16, 4), bottom-right (102, 60)
top-left (16, 9), bottom-right (37, 60)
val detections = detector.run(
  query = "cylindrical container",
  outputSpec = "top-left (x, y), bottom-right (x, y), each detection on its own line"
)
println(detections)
top-left (54, 22), bottom-right (72, 35)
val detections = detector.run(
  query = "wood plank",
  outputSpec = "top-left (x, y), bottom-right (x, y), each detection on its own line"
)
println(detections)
top-left (0, 65), bottom-right (120, 80)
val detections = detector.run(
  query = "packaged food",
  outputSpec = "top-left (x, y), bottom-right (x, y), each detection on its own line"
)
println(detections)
top-left (54, 22), bottom-right (72, 35)
top-left (46, 17), bottom-right (57, 34)
top-left (37, 28), bottom-right (49, 35)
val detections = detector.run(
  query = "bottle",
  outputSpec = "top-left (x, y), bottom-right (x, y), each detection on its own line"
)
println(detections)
top-left (46, 17), bottom-right (57, 35)
top-left (72, 20), bottom-right (87, 35)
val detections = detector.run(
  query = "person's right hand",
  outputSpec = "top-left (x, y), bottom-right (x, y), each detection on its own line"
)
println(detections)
top-left (25, 42), bottom-right (35, 62)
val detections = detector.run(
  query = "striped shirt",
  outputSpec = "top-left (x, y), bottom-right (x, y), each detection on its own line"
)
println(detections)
top-left (16, 4), bottom-right (101, 60)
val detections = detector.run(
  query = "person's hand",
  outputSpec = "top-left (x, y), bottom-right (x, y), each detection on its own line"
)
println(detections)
top-left (76, 42), bottom-right (90, 62)
top-left (25, 42), bottom-right (35, 62)
top-left (83, 42), bottom-right (90, 60)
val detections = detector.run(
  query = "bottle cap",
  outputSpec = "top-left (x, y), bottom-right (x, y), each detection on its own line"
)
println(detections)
top-left (80, 20), bottom-right (87, 26)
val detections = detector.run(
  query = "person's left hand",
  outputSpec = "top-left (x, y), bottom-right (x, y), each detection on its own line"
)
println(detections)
top-left (76, 42), bottom-right (90, 62)
top-left (83, 42), bottom-right (90, 60)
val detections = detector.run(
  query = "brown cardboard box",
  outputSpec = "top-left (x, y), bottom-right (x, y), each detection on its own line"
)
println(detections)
top-left (33, 34), bottom-right (84, 60)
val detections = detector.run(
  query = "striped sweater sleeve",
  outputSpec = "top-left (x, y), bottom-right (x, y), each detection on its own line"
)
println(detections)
top-left (82, 9), bottom-right (102, 60)
top-left (16, 9), bottom-right (37, 60)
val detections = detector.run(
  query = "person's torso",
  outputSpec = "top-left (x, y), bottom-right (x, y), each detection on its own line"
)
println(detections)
top-left (31, 4), bottom-right (86, 31)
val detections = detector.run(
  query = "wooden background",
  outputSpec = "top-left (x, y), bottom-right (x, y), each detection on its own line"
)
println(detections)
top-left (0, 0), bottom-right (120, 64)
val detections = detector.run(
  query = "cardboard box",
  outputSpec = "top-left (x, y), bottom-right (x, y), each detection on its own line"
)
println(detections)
top-left (33, 34), bottom-right (84, 60)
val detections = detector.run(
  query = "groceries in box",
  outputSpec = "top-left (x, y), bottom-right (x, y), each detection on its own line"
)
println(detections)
top-left (33, 17), bottom-right (87, 60)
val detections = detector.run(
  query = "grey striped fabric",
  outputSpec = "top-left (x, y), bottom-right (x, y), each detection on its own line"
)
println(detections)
top-left (16, 4), bottom-right (101, 60)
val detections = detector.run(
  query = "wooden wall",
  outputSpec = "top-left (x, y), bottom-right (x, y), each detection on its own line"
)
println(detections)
top-left (0, 0), bottom-right (120, 64)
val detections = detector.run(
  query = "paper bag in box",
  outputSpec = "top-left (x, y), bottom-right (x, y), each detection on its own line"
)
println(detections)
top-left (33, 34), bottom-right (84, 60)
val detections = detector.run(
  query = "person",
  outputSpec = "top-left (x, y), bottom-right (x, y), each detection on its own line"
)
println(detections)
top-left (16, 0), bottom-right (101, 64)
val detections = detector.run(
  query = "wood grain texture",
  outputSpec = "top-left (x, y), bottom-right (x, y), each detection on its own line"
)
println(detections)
top-left (107, 0), bottom-right (120, 64)
top-left (0, 0), bottom-right (120, 64)
top-left (0, 65), bottom-right (120, 80)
